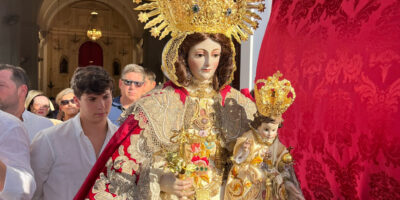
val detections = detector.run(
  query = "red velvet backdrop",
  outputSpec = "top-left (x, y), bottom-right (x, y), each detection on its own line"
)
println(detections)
top-left (256, 0), bottom-right (400, 199)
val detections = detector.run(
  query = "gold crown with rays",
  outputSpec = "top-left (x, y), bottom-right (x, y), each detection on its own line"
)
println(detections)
top-left (254, 71), bottom-right (296, 119)
top-left (134, 0), bottom-right (265, 42)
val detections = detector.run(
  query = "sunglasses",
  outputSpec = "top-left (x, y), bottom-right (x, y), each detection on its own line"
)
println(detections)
top-left (60, 99), bottom-right (75, 106)
top-left (121, 79), bottom-right (144, 87)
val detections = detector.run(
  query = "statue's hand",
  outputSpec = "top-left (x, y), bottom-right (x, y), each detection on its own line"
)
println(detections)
top-left (160, 172), bottom-right (195, 199)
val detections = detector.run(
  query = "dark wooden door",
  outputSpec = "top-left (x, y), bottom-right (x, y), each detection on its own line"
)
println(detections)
top-left (78, 41), bottom-right (103, 67)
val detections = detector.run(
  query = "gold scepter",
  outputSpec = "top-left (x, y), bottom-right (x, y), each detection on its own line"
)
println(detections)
top-left (265, 177), bottom-right (272, 200)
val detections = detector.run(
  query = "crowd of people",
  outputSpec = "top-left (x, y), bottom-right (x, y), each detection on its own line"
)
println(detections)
top-left (0, 63), bottom-right (156, 199)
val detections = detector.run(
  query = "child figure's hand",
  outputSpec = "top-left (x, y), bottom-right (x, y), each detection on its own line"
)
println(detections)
top-left (234, 138), bottom-right (253, 164)
top-left (242, 138), bottom-right (252, 152)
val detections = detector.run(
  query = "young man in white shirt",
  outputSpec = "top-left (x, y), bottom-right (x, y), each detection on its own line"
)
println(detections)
top-left (30, 66), bottom-right (118, 200)
top-left (0, 110), bottom-right (36, 200)
top-left (0, 64), bottom-right (53, 141)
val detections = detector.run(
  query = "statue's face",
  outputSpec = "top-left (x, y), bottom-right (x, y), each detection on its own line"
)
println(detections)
top-left (257, 122), bottom-right (279, 143)
top-left (187, 38), bottom-right (221, 82)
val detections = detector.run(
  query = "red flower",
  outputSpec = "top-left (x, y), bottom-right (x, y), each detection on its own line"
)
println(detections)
top-left (191, 156), bottom-right (209, 166)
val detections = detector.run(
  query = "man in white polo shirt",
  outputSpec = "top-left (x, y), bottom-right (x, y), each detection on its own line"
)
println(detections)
top-left (30, 66), bottom-right (118, 200)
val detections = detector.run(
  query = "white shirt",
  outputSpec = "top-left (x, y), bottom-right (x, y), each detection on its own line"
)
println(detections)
top-left (0, 110), bottom-right (36, 200)
top-left (30, 113), bottom-right (118, 200)
top-left (22, 110), bottom-right (53, 142)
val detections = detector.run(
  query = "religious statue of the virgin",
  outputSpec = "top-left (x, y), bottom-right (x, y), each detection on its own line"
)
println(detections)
top-left (75, 0), bottom-right (267, 199)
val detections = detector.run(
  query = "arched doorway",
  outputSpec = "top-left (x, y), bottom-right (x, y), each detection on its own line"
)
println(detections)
top-left (79, 41), bottom-right (103, 67)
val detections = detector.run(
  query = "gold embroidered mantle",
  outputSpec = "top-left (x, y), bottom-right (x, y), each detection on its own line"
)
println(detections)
top-left (91, 84), bottom-right (257, 200)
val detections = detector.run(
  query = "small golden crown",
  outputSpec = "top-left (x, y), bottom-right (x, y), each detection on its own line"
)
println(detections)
top-left (134, 0), bottom-right (265, 42)
top-left (254, 71), bottom-right (296, 118)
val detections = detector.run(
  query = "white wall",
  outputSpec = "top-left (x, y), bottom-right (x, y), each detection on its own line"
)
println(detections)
top-left (240, 0), bottom-right (272, 90)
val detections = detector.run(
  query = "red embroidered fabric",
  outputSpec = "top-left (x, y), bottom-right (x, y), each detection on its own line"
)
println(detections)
top-left (74, 115), bottom-right (142, 199)
top-left (256, 0), bottom-right (400, 199)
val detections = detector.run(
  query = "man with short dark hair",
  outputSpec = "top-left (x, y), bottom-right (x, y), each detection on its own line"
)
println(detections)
top-left (31, 66), bottom-right (118, 200)
top-left (0, 64), bottom-right (29, 117)
top-left (108, 63), bottom-right (146, 125)
top-left (0, 64), bottom-right (53, 141)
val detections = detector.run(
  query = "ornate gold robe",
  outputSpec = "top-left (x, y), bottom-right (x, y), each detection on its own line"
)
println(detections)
top-left (74, 82), bottom-right (257, 200)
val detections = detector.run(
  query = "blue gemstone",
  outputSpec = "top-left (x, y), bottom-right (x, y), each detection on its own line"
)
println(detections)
top-left (226, 8), bottom-right (232, 16)
top-left (193, 4), bottom-right (200, 13)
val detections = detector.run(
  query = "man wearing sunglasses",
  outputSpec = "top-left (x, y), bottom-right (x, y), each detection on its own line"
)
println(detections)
top-left (108, 64), bottom-right (146, 125)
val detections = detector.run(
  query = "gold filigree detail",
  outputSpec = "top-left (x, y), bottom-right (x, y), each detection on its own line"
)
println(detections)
top-left (186, 81), bottom-right (217, 98)
top-left (160, 33), bottom-right (187, 88)
top-left (134, 0), bottom-right (265, 42)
